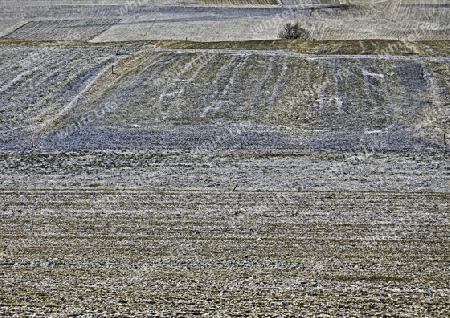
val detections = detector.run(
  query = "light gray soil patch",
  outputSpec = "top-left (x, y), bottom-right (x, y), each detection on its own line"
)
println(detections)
top-left (0, 20), bottom-right (26, 38)
top-left (3, 19), bottom-right (121, 41)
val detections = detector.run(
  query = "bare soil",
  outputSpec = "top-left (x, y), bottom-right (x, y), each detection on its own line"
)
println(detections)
top-left (0, 1), bottom-right (449, 316)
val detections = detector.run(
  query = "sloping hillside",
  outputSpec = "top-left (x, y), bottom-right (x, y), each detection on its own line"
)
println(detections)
top-left (0, 41), bottom-right (448, 152)
top-left (0, 0), bottom-right (449, 42)
top-left (0, 10), bottom-right (449, 314)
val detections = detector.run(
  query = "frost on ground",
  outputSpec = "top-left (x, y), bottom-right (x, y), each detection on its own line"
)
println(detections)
top-left (0, 39), bottom-right (449, 315)
top-left (0, 1), bottom-right (449, 315)
top-left (4, 19), bottom-right (121, 41)
top-left (0, 42), bottom-right (448, 152)
top-left (0, 188), bottom-right (449, 316)
top-left (0, 0), bottom-right (448, 41)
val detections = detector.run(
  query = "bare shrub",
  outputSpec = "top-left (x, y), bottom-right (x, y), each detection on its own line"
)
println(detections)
top-left (278, 22), bottom-right (310, 40)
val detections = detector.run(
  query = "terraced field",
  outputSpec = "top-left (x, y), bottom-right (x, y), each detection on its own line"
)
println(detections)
top-left (0, 41), bottom-right (449, 152)
top-left (0, 0), bottom-right (449, 41)
top-left (0, 38), bottom-right (449, 315)
top-left (0, 0), bottom-right (449, 316)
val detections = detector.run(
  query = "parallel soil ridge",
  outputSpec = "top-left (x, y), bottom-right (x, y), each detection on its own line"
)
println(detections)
top-left (0, 15), bottom-right (449, 314)
top-left (1, 0), bottom-right (448, 41)
top-left (0, 40), bottom-right (448, 152)
top-left (1, 188), bottom-right (449, 315)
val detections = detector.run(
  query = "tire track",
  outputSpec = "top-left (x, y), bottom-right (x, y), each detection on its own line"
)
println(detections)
top-left (37, 57), bottom-right (116, 136)
top-left (201, 55), bottom-right (238, 118)
top-left (250, 56), bottom-right (274, 108)
top-left (156, 54), bottom-right (207, 115)
top-left (268, 55), bottom-right (288, 111)
top-left (54, 53), bottom-right (177, 138)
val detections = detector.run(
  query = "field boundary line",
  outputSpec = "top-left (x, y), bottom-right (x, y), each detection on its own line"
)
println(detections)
top-left (152, 48), bottom-right (450, 62)
top-left (0, 188), bottom-right (448, 196)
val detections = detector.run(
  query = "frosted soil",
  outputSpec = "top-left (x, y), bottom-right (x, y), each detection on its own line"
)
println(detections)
top-left (1, 188), bottom-right (449, 316)
top-left (0, 39), bottom-right (449, 316)
top-left (5, 19), bottom-right (121, 42)
top-left (0, 0), bottom-right (449, 41)
top-left (0, 0), bottom-right (449, 316)
top-left (0, 42), bottom-right (448, 152)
